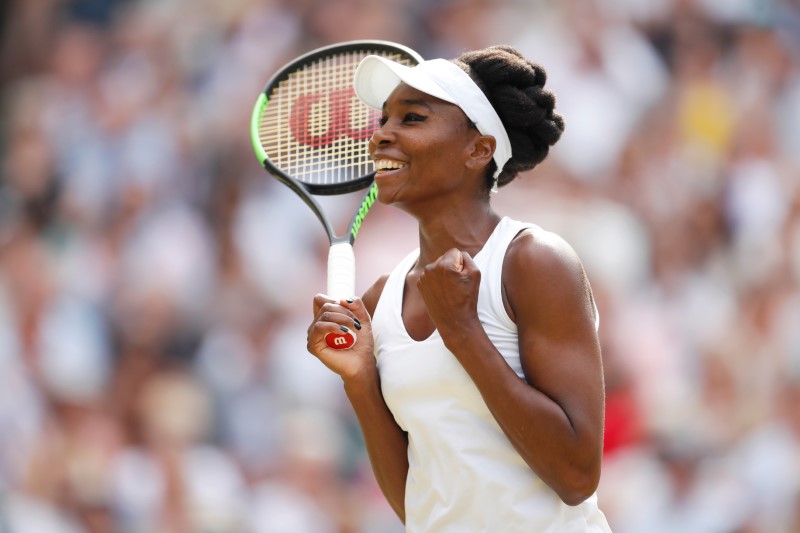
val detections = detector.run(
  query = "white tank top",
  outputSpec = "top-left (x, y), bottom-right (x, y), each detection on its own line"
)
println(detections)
top-left (372, 217), bottom-right (612, 532)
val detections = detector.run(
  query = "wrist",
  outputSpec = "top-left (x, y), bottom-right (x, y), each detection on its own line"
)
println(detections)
top-left (439, 321), bottom-right (489, 355)
top-left (342, 365), bottom-right (381, 395)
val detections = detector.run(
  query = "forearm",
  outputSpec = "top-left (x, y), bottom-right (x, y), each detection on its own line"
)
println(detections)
top-left (343, 368), bottom-right (409, 522)
top-left (441, 328), bottom-right (601, 505)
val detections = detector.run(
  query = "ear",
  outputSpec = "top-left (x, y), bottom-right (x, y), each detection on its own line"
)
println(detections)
top-left (464, 134), bottom-right (496, 173)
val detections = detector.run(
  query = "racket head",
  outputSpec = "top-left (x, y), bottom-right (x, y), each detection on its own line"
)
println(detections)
top-left (251, 40), bottom-right (423, 196)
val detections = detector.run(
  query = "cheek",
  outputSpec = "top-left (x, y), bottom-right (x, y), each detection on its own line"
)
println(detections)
top-left (418, 136), bottom-right (468, 169)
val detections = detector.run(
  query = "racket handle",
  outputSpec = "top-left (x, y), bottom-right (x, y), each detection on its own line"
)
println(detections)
top-left (327, 242), bottom-right (355, 299)
top-left (326, 242), bottom-right (357, 350)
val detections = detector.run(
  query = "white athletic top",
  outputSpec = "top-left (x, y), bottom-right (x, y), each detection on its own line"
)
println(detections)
top-left (372, 217), bottom-right (612, 532)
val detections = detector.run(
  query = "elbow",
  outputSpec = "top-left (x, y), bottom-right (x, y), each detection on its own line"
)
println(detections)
top-left (554, 463), bottom-right (601, 507)
top-left (558, 486), bottom-right (597, 507)
top-left (393, 502), bottom-right (406, 525)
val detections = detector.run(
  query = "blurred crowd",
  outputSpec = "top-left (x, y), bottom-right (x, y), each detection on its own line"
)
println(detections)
top-left (1, 0), bottom-right (799, 531)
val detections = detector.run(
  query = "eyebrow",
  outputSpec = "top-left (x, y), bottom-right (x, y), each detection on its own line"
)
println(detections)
top-left (382, 98), bottom-right (435, 111)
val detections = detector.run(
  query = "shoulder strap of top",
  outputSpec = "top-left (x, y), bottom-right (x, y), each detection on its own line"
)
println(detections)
top-left (372, 248), bottom-right (419, 327)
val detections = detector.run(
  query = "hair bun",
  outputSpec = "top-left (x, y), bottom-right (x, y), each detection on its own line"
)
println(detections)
top-left (455, 45), bottom-right (565, 188)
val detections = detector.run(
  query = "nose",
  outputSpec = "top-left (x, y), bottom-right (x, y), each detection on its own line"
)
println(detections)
top-left (370, 120), bottom-right (394, 148)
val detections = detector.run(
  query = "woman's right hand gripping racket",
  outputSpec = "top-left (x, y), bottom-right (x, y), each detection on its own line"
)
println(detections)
top-left (250, 41), bottom-right (422, 349)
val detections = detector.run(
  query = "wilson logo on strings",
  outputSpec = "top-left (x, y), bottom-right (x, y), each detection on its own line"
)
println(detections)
top-left (290, 88), bottom-right (377, 147)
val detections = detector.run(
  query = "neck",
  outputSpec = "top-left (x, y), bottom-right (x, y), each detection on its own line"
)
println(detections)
top-left (413, 198), bottom-right (501, 268)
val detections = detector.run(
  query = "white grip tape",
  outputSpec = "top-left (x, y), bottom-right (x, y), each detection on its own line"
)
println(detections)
top-left (327, 242), bottom-right (355, 301)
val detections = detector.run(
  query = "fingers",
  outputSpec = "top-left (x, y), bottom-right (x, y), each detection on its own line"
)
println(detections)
top-left (340, 297), bottom-right (371, 326)
top-left (460, 251), bottom-right (476, 272)
top-left (416, 249), bottom-right (481, 315)
top-left (438, 248), bottom-right (464, 272)
top-left (435, 249), bottom-right (478, 273)
top-left (307, 295), bottom-right (375, 369)
top-left (313, 294), bottom-right (367, 329)
top-left (307, 317), bottom-right (357, 355)
top-left (419, 249), bottom-right (478, 284)
top-left (308, 294), bottom-right (370, 350)
top-left (312, 293), bottom-right (336, 315)
top-left (313, 305), bottom-right (362, 333)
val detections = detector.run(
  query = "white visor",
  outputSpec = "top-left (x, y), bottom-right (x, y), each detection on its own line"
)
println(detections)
top-left (353, 55), bottom-right (512, 188)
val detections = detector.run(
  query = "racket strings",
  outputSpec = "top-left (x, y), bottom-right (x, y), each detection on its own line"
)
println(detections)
top-left (258, 50), bottom-right (414, 187)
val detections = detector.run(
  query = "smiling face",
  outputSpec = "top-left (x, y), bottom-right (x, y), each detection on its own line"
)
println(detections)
top-left (368, 83), bottom-right (492, 211)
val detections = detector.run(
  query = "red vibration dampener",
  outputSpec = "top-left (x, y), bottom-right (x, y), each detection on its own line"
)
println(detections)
top-left (325, 329), bottom-right (356, 349)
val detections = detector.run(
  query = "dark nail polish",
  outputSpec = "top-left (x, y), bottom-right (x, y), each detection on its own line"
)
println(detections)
top-left (346, 298), bottom-right (355, 304)
top-left (353, 318), bottom-right (362, 330)
top-left (339, 325), bottom-right (350, 333)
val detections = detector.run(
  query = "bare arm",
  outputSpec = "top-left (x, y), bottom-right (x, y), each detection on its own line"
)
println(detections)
top-left (307, 277), bottom-right (409, 521)
top-left (417, 230), bottom-right (605, 505)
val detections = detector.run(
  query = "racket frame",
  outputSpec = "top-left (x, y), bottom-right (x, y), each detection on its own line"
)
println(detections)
top-left (250, 39), bottom-right (422, 247)
top-left (249, 40), bottom-right (422, 345)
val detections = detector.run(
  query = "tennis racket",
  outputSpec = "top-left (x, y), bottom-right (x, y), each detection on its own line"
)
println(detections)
top-left (250, 40), bottom-right (423, 349)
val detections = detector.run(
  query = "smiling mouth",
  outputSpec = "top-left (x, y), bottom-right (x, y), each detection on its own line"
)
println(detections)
top-left (374, 159), bottom-right (407, 172)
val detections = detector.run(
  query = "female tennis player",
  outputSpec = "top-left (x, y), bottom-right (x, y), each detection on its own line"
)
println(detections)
top-left (307, 45), bottom-right (611, 532)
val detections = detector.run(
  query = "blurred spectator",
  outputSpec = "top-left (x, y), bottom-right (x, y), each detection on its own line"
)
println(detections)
top-left (0, 0), bottom-right (798, 531)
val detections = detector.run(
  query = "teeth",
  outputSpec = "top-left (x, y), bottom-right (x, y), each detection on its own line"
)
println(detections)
top-left (374, 159), bottom-right (407, 171)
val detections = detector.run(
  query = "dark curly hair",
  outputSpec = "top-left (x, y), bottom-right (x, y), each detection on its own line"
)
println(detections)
top-left (453, 45), bottom-right (565, 189)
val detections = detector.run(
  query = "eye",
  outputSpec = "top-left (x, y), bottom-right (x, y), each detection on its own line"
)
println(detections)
top-left (403, 113), bottom-right (426, 123)
top-left (378, 112), bottom-right (427, 127)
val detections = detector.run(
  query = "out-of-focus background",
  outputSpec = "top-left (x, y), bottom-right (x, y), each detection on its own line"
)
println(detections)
top-left (1, 0), bottom-right (799, 531)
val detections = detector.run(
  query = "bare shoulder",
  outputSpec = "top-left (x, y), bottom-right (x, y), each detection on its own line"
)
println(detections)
top-left (362, 273), bottom-right (390, 317)
top-left (505, 226), bottom-right (585, 279)
top-left (503, 226), bottom-right (594, 323)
